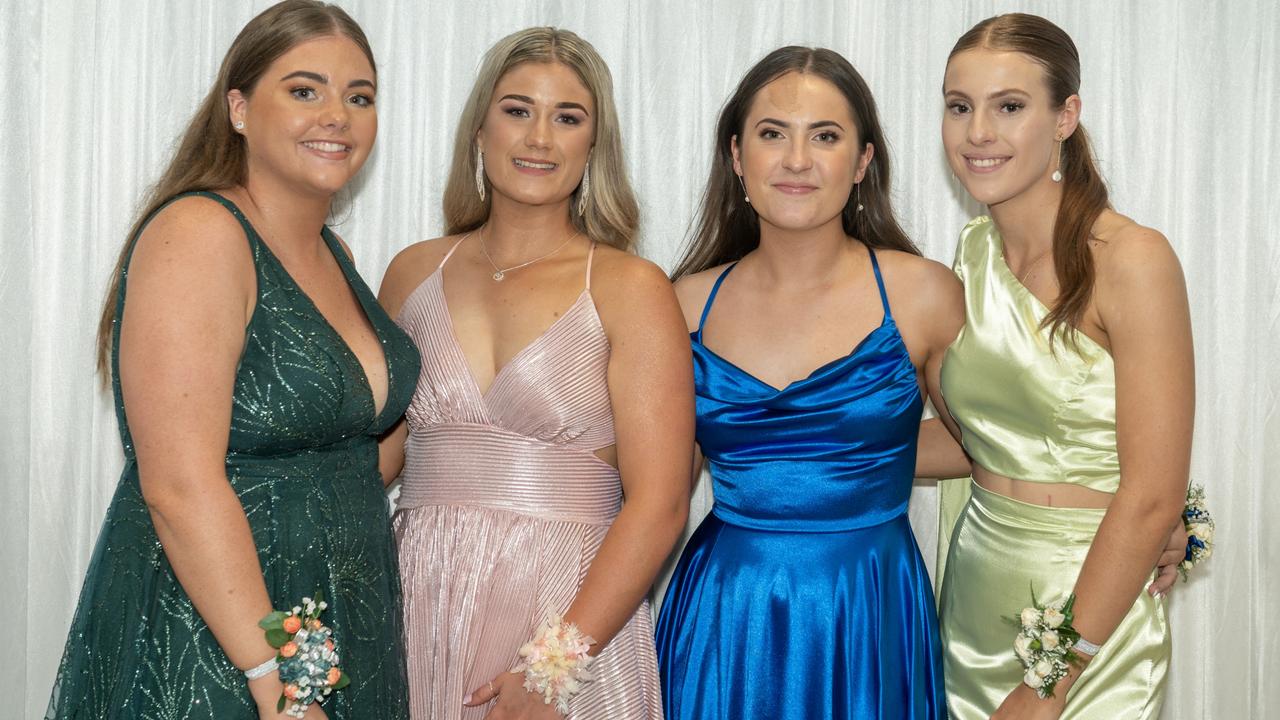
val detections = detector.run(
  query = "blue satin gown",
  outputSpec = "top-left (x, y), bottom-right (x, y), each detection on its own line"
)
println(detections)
top-left (655, 248), bottom-right (945, 720)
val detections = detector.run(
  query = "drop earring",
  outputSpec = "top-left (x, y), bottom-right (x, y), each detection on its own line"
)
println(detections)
top-left (1051, 134), bottom-right (1064, 183)
top-left (737, 174), bottom-right (750, 204)
top-left (854, 183), bottom-right (864, 213)
top-left (475, 147), bottom-right (486, 201)
top-left (577, 160), bottom-right (591, 216)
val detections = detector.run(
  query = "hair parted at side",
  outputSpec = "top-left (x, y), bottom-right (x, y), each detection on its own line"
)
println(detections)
top-left (95, 0), bottom-right (374, 378)
top-left (950, 12), bottom-right (1111, 348)
top-left (672, 46), bottom-right (918, 280)
top-left (442, 27), bottom-right (639, 251)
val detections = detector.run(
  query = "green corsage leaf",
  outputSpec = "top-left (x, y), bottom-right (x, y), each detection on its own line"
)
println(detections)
top-left (265, 628), bottom-right (291, 648)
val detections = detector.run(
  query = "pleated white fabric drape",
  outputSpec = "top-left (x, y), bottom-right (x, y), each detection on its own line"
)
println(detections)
top-left (3, 1), bottom-right (1276, 717)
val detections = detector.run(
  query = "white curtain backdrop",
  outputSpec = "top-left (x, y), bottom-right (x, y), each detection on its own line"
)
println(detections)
top-left (4, 1), bottom-right (1276, 717)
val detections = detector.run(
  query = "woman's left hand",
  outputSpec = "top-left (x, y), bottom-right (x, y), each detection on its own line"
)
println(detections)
top-left (990, 682), bottom-right (1067, 720)
top-left (465, 671), bottom-right (563, 719)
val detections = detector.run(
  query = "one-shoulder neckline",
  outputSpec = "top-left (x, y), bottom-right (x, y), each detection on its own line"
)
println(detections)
top-left (983, 219), bottom-right (1114, 363)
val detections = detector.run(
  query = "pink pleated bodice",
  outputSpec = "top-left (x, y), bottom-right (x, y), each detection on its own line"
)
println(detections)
top-left (393, 239), bottom-right (662, 720)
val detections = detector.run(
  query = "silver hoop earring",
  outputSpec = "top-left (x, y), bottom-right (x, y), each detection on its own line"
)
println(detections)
top-left (854, 183), bottom-right (864, 213)
top-left (577, 160), bottom-right (591, 216)
top-left (234, 121), bottom-right (245, 130)
top-left (737, 174), bottom-right (751, 204)
top-left (1051, 135), bottom-right (1064, 183)
top-left (475, 148), bottom-right (486, 201)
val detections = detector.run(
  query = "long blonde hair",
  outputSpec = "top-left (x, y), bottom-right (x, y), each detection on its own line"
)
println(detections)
top-left (95, 0), bottom-right (375, 376)
top-left (442, 27), bottom-right (638, 251)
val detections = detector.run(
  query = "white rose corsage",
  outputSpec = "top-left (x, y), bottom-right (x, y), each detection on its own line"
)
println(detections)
top-left (1179, 482), bottom-right (1214, 581)
top-left (514, 614), bottom-right (596, 713)
top-left (1009, 590), bottom-right (1086, 699)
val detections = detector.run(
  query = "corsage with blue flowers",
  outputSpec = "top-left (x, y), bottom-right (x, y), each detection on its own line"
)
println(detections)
top-left (1179, 482), bottom-right (1214, 581)
top-left (244, 591), bottom-right (349, 718)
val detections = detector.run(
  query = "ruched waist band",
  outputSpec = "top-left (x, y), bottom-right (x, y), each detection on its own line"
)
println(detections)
top-left (398, 424), bottom-right (622, 526)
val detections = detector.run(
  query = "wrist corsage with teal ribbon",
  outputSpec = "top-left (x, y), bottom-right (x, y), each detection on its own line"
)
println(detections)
top-left (258, 591), bottom-right (349, 718)
top-left (1179, 482), bottom-right (1214, 581)
top-left (1009, 590), bottom-right (1084, 699)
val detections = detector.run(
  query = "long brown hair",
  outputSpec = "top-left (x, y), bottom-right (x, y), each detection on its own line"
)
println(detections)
top-left (95, 0), bottom-right (375, 376)
top-left (949, 13), bottom-right (1110, 346)
top-left (672, 46), bottom-right (917, 280)
top-left (442, 27), bottom-right (639, 251)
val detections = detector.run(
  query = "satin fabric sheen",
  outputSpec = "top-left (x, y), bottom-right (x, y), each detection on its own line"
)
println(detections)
top-left (657, 250), bottom-right (946, 720)
top-left (393, 242), bottom-right (662, 720)
top-left (937, 217), bottom-right (1171, 718)
top-left (939, 217), bottom-right (1118, 494)
top-left (941, 484), bottom-right (1169, 718)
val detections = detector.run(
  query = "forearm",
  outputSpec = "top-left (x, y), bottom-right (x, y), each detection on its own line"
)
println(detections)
top-left (1070, 492), bottom-right (1183, 645)
top-left (146, 476), bottom-right (275, 671)
top-left (563, 496), bottom-right (687, 651)
top-left (915, 417), bottom-right (970, 479)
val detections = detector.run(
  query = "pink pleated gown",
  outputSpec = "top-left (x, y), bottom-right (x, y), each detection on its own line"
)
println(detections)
top-left (393, 239), bottom-right (663, 719)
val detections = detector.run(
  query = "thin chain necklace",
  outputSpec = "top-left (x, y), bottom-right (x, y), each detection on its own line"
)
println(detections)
top-left (1016, 251), bottom-right (1051, 286)
top-left (478, 225), bottom-right (580, 282)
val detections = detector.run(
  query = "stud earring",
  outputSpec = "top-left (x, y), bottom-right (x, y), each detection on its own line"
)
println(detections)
top-left (737, 174), bottom-right (750, 204)
top-left (234, 121), bottom-right (245, 130)
top-left (577, 160), bottom-right (591, 216)
top-left (475, 148), bottom-right (486, 201)
top-left (1051, 134), bottom-right (1064, 183)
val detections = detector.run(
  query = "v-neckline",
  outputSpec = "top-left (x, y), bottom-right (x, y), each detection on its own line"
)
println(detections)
top-left (431, 267), bottom-right (596, 400)
top-left (249, 217), bottom-right (393, 424)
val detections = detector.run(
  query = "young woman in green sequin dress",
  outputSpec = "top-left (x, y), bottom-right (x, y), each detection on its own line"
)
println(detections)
top-left (45, 3), bottom-right (417, 718)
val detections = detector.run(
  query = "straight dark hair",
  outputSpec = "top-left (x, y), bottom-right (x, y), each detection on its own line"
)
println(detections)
top-left (950, 13), bottom-right (1110, 347)
top-left (672, 46), bottom-right (917, 280)
top-left (95, 0), bottom-right (374, 377)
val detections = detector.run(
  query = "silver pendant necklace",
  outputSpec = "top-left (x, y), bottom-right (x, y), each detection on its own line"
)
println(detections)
top-left (478, 226), bottom-right (580, 281)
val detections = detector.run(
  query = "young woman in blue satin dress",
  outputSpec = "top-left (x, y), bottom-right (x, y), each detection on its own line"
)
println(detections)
top-left (654, 47), bottom-right (963, 720)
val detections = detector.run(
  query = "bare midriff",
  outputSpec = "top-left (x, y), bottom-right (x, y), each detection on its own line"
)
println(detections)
top-left (973, 465), bottom-right (1113, 509)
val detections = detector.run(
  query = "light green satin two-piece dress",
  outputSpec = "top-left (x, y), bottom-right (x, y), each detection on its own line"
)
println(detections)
top-left (937, 216), bottom-right (1170, 719)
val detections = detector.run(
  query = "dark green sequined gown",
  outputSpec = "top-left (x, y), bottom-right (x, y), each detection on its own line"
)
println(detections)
top-left (46, 191), bottom-right (419, 720)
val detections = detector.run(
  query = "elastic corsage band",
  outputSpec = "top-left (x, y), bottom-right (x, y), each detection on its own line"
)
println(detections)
top-left (255, 591), bottom-right (349, 718)
top-left (514, 614), bottom-right (596, 713)
top-left (1179, 482), bottom-right (1214, 581)
top-left (1010, 590), bottom-right (1087, 699)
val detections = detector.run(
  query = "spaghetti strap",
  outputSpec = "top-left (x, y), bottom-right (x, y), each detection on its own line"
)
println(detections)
top-left (866, 246), bottom-right (892, 323)
top-left (695, 262), bottom-right (738, 342)
top-left (437, 234), bottom-right (469, 270)
top-left (585, 242), bottom-right (597, 291)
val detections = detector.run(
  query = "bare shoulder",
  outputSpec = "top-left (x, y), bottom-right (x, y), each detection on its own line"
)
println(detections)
top-left (379, 233), bottom-right (466, 316)
top-left (588, 245), bottom-right (685, 338)
top-left (672, 263), bottom-right (735, 332)
top-left (874, 248), bottom-right (962, 306)
top-left (589, 245), bottom-right (676, 306)
top-left (129, 194), bottom-right (253, 282)
top-left (1091, 211), bottom-right (1184, 293)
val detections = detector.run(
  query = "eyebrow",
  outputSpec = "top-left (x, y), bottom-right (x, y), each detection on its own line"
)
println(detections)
top-left (754, 117), bottom-right (846, 131)
top-left (944, 87), bottom-right (1029, 100)
top-left (280, 70), bottom-right (376, 91)
top-left (499, 94), bottom-right (591, 115)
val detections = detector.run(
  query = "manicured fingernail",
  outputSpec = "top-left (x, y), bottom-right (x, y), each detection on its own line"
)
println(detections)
top-left (462, 693), bottom-right (472, 704)
top-left (1153, 592), bottom-right (1164, 600)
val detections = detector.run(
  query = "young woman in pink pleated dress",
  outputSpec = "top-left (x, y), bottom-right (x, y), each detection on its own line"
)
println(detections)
top-left (377, 27), bottom-right (694, 720)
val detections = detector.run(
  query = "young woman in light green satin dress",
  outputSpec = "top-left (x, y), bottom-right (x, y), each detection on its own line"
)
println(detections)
top-left (929, 13), bottom-right (1196, 720)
